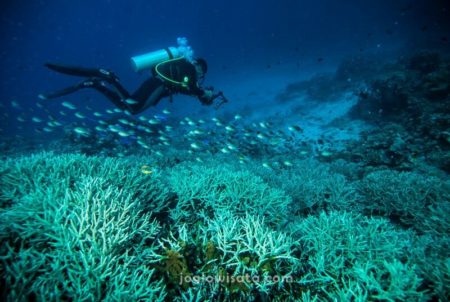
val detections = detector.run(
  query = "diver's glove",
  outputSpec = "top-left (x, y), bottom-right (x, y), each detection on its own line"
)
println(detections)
top-left (199, 89), bottom-right (215, 105)
top-left (199, 87), bottom-right (229, 108)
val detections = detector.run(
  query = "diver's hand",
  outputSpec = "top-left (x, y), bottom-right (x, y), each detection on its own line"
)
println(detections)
top-left (200, 89), bottom-right (214, 105)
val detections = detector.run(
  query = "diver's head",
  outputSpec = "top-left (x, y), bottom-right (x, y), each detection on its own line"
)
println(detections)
top-left (194, 58), bottom-right (208, 81)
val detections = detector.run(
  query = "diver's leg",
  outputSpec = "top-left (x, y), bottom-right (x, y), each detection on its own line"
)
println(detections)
top-left (89, 81), bottom-right (134, 112)
top-left (38, 83), bottom-right (86, 100)
top-left (38, 79), bottom-right (111, 100)
top-left (45, 63), bottom-right (119, 81)
top-left (107, 77), bottom-right (133, 99)
top-left (127, 78), bottom-right (168, 114)
top-left (39, 78), bottom-right (134, 113)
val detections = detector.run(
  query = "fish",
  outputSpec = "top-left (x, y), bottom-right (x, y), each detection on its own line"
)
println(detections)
top-left (11, 101), bottom-right (21, 108)
top-left (225, 126), bottom-right (235, 132)
top-left (125, 98), bottom-right (139, 105)
top-left (108, 125), bottom-right (122, 133)
top-left (154, 114), bottom-right (168, 121)
top-left (148, 119), bottom-right (160, 125)
top-left (256, 133), bottom-right (266, 140)
top-left (320, 151), bottom-right (332, 157)
top-left (137, 141), bottom-right (150, 149)
top-left (226, 143), bottom-right (237, 151)
top-left (62, 101), bottom-right (77, 110)
top-left (74, 112), bottom-right (86, 119)
top-left (118, 119), bottom-right (130, 125)
top-left (74, 127), bottom-right (90, 137)
top-left (283, 161), bottom-right (293, 167)
top-left (140, 165), bottom-right (154, 175)
top-left (95, 126), bottom-right (107, 132)
top-left (220, 147), bottom-right (230, 154)
top-left (190, 142), bottom-right (202, 150)
top-left (288, 125), bottom-right (303, 133)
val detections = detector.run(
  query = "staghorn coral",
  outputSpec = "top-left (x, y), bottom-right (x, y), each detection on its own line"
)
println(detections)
top-left (0, 176), bottom-right (166, 301)
top-left (0, 152), bottom-right (171, 214)
top-left (242, 158), bottom-right (360, 217)
top-left (1, 151), bottom-right (448, 301)
top-left (357, 169), bottom-right (450, 235)
top-left (260, 159), bottom-right (359, 215)
top-left (0, 153), bottom-right (169, 301)
top-left (288, 211), bottom-right (428, 301)
top-left (148, 211), bottom-right (301, 301)
top-left (166, 162), bottom-right (292, 226)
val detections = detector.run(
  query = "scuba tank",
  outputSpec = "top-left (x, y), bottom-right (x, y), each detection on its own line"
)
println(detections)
top-left (130, 37), bottom-right (194, 72)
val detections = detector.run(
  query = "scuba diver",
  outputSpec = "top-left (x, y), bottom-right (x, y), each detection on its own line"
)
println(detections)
top-left (39, 38), bottom-right (228, 114)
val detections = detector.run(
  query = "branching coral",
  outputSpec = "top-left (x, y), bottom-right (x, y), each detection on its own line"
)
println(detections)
top-left (201, 212), bottom-right (299, 276)
top-left (275, 159), bottom-right (359, 214)
top-left (144, 212), bottom-right (300, 301)
top-left (0, 153), bottom-right (168, 301)
top-left (166, 163), bottom-right (291, 226)
top-left (288, 211), bottom-right (428, 301)
top-left (1, 151), bottom-right (448, 301)
top-left (0, 152), bottom-right (171, 214)
top-left (358, 169), bottom-right (450, 234)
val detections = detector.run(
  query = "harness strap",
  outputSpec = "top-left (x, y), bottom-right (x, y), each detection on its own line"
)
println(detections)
top-left (155, 57), bottom-right (190, 89)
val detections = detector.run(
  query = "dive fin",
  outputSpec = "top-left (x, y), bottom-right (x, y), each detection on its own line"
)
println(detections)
top-left (44, 63), bottom-right (117, 80)
top-left (38, 81), bottom-right (87, 99)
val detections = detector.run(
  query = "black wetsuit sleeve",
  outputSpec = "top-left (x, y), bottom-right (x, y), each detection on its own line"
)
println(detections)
top-left (188, 82), bottom-right (206, 97)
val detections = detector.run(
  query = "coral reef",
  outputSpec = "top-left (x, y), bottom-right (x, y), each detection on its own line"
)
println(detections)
top-left (357, 169), bottom-right (450, 235)
top-left (166, 162), bottom-right (292, 226)
top-left (2, 69), bottom-right (450, 301)
top-left (288, 211), bottom-right (427, 301)
top-left (342, 51), bottom-right (450, 173)
top-left (0, 154), bottom-right (169, 301)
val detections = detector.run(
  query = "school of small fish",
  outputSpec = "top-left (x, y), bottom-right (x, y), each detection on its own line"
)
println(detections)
top-left (1, 98), bottom-right (337, 168)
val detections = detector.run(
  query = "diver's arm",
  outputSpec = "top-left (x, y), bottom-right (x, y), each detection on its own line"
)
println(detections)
top-left (198, 88), bottom-right (215, 105)
top-left (187, 83), bottom-right (214, 105)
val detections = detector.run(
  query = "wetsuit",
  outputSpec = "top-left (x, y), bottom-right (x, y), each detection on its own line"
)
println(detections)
top-left (40, 58), bottom-right (212, 114)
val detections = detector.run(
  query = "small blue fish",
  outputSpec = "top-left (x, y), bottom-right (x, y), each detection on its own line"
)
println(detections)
top-left (154, 114), bottom-right (168, 121)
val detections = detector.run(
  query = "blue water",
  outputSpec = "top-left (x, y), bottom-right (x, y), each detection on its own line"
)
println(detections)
top-left (1, 0), bottom-right (449, 137)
